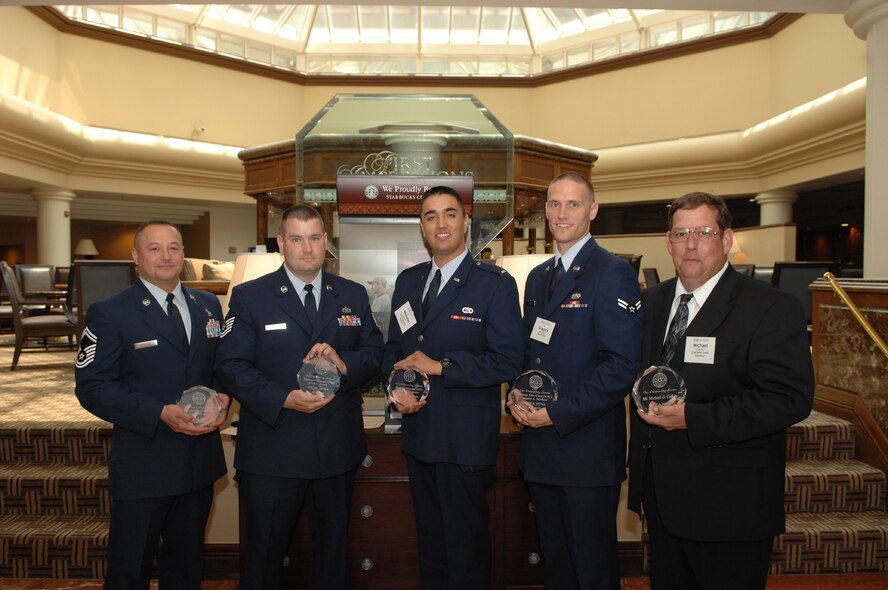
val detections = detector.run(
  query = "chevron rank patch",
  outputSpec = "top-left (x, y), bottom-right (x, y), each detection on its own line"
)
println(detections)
top-left (617, 298), bottom-right (641, 315)
top-left (75, 327), bottom-right (98, 369)
top-left (220, 316), bottom-right (235, 338)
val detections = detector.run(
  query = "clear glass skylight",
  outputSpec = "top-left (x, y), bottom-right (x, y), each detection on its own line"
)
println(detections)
top-left (53, 5), bottom-right (776, 77)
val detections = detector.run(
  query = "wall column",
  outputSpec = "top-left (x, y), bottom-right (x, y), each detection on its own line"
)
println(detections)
top-left (755, 190), bottom-right (798, 226)
top-left (31, 189), bottom-right (75, 267)
top-left (847, 0), bottom-right (888, 277)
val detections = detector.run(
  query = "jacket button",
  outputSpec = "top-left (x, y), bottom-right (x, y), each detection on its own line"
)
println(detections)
top-left (535, 357), bottom-right (541, 365)
top-left (418, 334), bottom-right (424, 342)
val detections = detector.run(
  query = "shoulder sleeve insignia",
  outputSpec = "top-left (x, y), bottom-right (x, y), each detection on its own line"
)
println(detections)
top-left (220, 316), bottom-right (235, 338)
top-left (617, 298), bottom-right (642, 315)
top-left (75, 327), bottom-right (98, 369)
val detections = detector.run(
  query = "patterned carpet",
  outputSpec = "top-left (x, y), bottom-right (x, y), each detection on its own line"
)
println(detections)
top-left (0, 338), bottom-right (106, 428)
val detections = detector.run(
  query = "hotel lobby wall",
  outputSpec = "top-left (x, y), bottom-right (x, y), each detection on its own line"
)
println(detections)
top-left (1, 7), bottom-right (864, 159)
top-left (0, 207), bottom-right (254, 265)
top-left (484, 224), bottom-right (796, 286)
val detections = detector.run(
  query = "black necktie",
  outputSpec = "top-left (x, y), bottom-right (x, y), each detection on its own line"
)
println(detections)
top-left (166, 292), bottom-right (188, 349)
top-left (659, 293), bottom-right (694, 365)
top-left (548, 259), bottom-right (565, 298)
top-left (304, 284), bottom-right (318, 327)
top-left (423, 270), bottom-right (442, 316)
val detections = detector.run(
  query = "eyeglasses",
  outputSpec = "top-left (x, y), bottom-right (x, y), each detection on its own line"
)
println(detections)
top-left (667, 227), bottom-right (721, 242)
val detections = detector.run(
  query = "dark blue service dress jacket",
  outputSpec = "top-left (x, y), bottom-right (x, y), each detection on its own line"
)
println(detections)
top-left (382, 255), bottom-right (524, 467)
top-left (214, 267), bottom-right (383, 479)
top-left (75, 280), bottom-right (227, 500)
top-left (520, 237), bottom-right (643, 487)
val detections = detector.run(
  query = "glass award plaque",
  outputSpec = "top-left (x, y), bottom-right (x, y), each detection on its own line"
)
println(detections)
top-left (298, 357), bottom-right (341, 398)
top-left (509, 370), bottom-right (558, 410)
top-left (387, 368), bottom-right (430, 403)
top-left (178, 385), bottom-right (223, 428)
top-left (632, 365), bottom-right (687, 413)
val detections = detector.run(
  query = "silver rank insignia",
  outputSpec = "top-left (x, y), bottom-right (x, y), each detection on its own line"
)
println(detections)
top-left (280, 285), bottom-right (288, 293)
top-left (142, 298), bottom-right (151, 307)
top-left (617, 298), bottom-right (641, 315)
top-left (75, 327), bottom-right (98, 369)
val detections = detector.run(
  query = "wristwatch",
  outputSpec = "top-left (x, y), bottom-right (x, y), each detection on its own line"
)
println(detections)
top-left (440, 357), bottom-right (454, 376)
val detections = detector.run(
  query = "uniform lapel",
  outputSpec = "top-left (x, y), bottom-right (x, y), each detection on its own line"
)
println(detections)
top-left (545, 240), bottom-right (595, 317)
top-left (423, 255), bottom-right (471, 326)
top-left (184, 287), bottom-right (214, 361)
top-left (537, 257), bottom-right (556, 315)
top-left (274, 268), bottom-right (313, 337)
top-left (313, 272), bottom-right (338, 339)
top-left (134, 282), bottom-right (187, 354)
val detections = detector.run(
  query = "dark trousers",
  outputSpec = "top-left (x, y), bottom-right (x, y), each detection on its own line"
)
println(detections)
top-left (528, 481), bottom-right (621, 590)
top-left (643, 455), bottom-right (773, 590)
top-left (237, 469), bottom-right (356, 590)
top-left (405, 454), bottom-right (495, 590)
top-left (105, 485), bottom-right (214, 590)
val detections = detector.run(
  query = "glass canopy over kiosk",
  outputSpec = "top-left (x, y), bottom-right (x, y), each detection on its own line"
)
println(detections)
top-left (296, 93), bottom-right (514, 261)
top-left (238, 93), bottom-right (597, 284)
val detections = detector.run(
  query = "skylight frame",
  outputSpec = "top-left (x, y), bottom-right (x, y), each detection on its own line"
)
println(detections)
top-left (51, 5), bottom-right (778, 78)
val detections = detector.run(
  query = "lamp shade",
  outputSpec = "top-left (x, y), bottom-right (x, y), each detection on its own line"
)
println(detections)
top-left (222, 253), bottom-right (283, 315)
top-left (496, 254), bottom-right (551, 314)
top-left (73, 238), bottom-right (99, 257)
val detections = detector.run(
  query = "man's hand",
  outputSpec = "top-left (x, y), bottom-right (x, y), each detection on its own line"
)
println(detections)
top-left (305, 342), bottom-right (347, 376)
top-left (637, 397), bottom-right (686, 431)
top-left (160, 403), bottom-right (213, 435)
top-left (506, 392), bottom-right (553, 428)
top-left (284, 389), bottom-right (335, 414)
top-left (394, 351), bottom-right (442, 376)
top-left (207, 393), bottom-right (231, 430)
top-left (388, 387), bottom-right (427, 415)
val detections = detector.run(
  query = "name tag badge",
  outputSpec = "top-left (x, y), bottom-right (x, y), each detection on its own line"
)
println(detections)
top-left (395, 302), bottom-right (417, 333)
top-left (264, 323), bottom-right (287, 331)
top-left (685, 336), bottom-right (716, 364)
top-left (133, 339), bottom-right (158, 350)
top-left (530, 317), bottom-right (556, 345)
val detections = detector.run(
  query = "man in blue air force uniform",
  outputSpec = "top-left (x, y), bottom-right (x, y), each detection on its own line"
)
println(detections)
top-left (508, 173), bottom-right (643, 590)
top-left (75, 221), bottom-right (228, 590)
top-left (383, 186), bottom-right (523, 590)
top-left (215, 205), bottom-right (383, 590)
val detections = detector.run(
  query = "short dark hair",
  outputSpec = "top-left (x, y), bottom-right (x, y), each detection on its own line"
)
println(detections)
top-left (667, 192), bottom-right (732, 231)
top-left (279, 204), bottom-right (324, 234)
top-left (133, 220), bottom-right (181, 247)
top-left (548, 172), bottom-right (595, 202)
top-left (420, 186), bottom-right (466, 216)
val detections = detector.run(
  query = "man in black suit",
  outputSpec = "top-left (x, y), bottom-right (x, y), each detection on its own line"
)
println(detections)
top-left (628, 192), bottom-right (815, 590)
top-left (508, 173), bottom-right (642, 590)
top-left (75, 221), bottom-right (228, 589)
top-left (382, 186), bottom-right (523, 590)
top-left (215, 205), bottom-right (383, 590)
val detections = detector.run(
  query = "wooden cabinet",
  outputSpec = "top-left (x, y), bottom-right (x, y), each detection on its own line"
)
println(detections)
top-left (262, 427), bottom-right (544, 589)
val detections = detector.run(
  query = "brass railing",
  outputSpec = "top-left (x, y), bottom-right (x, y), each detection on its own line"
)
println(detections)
top-left (823, 272), bottom-right (888, 359)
